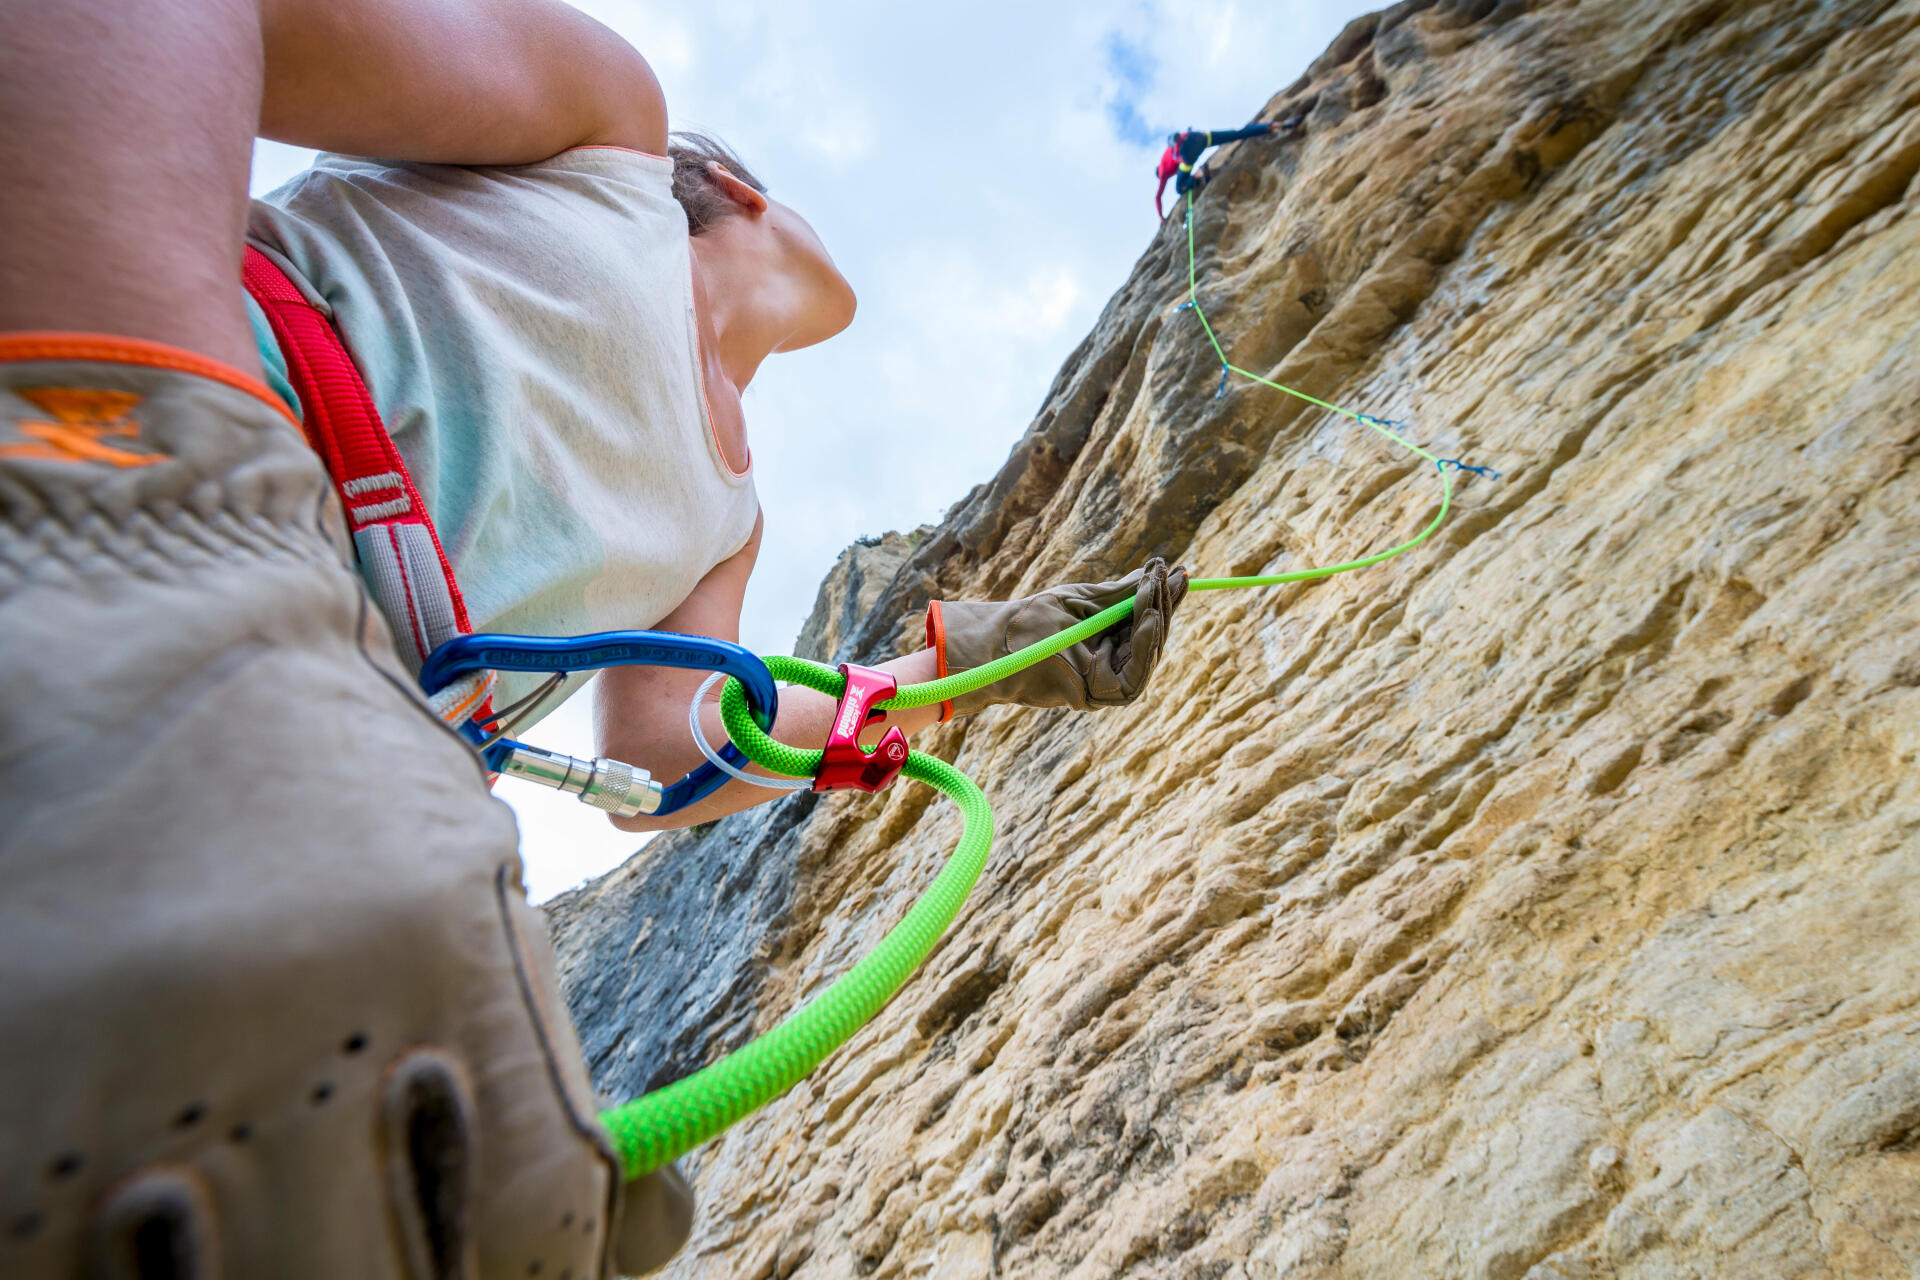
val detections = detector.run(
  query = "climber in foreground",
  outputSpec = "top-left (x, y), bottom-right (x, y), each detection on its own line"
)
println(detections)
top-left (1155, 121), bottom-right (1281, 218)
top-left (0, 0), bottom-right (1190, 1276)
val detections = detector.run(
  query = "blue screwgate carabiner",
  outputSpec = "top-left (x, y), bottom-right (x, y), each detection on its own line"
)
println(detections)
top-left (419, 630), bottom-right (780, 818)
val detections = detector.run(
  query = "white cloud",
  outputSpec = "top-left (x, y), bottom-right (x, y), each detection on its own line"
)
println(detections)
top-left (250, 0), bottom-right (1381, 899)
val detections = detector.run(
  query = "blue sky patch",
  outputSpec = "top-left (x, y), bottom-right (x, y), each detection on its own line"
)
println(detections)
top-left (1103, 32), bottom-right (1161, 147)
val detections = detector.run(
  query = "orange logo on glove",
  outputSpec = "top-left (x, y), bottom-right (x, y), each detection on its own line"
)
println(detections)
top-left (1, 387), bottom-right (168, 468)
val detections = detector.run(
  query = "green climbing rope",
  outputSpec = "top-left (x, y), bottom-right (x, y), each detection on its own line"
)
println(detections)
top-left (881, 193), bottom-right (1461, 714)
top-left (597, 188), bottom-right (1485, 1178)
top-left (599, 656), bottom-right (994, 1177)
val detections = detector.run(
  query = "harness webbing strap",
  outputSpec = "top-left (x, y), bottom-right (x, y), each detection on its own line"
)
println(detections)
top-left (241, 248), bottom-right (492, 720)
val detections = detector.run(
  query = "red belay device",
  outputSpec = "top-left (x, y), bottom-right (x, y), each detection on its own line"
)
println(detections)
top-left (813, 663), bottom-right (910, 793)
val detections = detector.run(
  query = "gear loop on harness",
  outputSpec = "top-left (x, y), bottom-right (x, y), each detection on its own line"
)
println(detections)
top-left (242, 247), bottom-right (491, 722)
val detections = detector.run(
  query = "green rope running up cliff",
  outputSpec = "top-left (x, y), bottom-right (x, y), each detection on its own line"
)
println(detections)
top-left (597, 188), bottom-right (1496, 1178)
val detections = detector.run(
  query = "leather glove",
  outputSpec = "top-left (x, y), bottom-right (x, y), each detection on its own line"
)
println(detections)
top-left (0, 351), bottom-right (689, 1279)
top-left (925, 557), bottom-right (1190, 718)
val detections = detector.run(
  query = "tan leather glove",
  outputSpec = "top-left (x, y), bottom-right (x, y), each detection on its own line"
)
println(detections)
top-left (924, 558), bottom-right (1190, 718)
top-left (0, 353), bottom-right (688, 1279)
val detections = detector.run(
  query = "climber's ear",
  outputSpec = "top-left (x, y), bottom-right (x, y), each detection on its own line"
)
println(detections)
top-left (706, 161), bottom-right (770, 216)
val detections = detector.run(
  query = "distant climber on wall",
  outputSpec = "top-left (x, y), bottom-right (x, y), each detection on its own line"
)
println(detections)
top-left (1155, 121), bottom-right (1279, 218)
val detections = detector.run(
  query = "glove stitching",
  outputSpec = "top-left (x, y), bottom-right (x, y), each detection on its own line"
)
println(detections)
top-left (492, 867), bottom-right (625, 1235)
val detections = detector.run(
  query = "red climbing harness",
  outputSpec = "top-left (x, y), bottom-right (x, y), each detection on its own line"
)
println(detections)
top-left (241, 246), bottom-right (493, 724)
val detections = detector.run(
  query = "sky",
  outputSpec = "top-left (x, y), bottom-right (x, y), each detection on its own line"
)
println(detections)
top-left (250, 0), bottom-right (1382, 900)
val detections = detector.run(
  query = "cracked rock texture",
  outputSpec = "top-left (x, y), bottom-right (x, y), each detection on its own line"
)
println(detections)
top-left (793, 529), bottom-right (935, 666)
top-left (550, 0), bottom-right (1920, 1275)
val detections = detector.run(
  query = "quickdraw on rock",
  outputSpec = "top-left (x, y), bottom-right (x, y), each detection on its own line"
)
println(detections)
top-left (424, 186), bottom-right (1501, 1180)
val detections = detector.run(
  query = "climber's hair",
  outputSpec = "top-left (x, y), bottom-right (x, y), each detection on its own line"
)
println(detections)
top-left (668, 132), bottom-right (767, 235)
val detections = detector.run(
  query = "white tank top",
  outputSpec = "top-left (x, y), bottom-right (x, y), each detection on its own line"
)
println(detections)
top-left (244, 147), bottom-right (758, 715)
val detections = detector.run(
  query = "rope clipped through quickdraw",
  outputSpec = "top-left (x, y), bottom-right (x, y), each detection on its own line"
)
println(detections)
top-left (596, 185), bottom-right (1498, 1178)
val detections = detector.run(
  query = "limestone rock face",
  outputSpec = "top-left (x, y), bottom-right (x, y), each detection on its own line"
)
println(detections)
top-left (793, 529), bottom-right (934, 665)
top-left (551, 0), bottom-right (1920, 1275)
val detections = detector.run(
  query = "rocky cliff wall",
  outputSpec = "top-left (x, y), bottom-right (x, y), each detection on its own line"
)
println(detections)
top-left (549, 1), bottom-right (1920, 1275)
top-left (792, 529), bottom-right (933, 666)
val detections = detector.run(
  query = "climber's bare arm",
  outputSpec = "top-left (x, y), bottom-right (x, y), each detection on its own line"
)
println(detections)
top-left (261, 0), bottom-right (669, 161)
top-left (0, 0), bottom-right (665, 373)
top-left (597, 513), bottom-right (944, 833)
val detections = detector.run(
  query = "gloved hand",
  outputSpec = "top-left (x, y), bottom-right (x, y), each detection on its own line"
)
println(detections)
top-left (0, 350), bottom-right (690, 1280)
top-left (924, 557), bottom-right (1190, 718)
